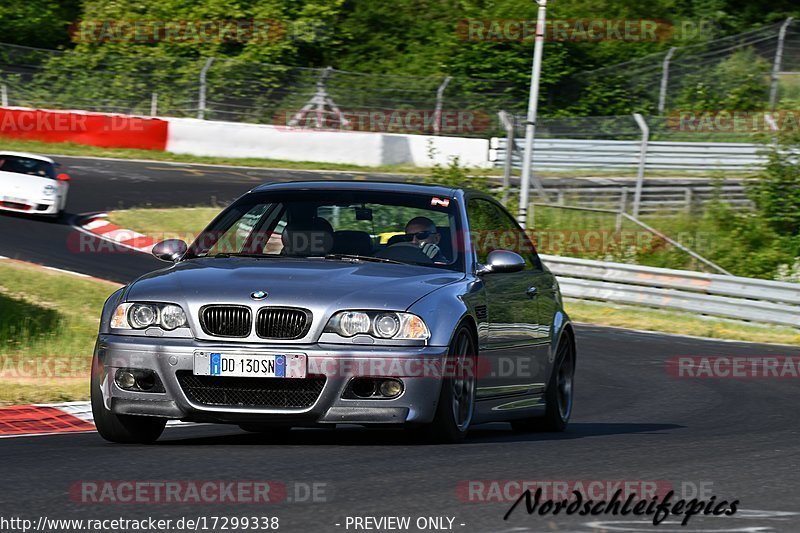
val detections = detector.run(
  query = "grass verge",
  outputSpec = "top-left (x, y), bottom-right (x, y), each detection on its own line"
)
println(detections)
top-left (108, 206), bottom-right (220, 240)
top-left (0, 260), bottom-right (120, 405)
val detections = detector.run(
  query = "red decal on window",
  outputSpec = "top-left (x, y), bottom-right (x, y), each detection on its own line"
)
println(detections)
top-left (431, 197), bottom-right (450, 207)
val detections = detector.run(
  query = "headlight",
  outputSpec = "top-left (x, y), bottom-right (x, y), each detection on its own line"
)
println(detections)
top-left (110, 302), bottom-right (189, 330)
top-left (324, 311), bottom-right (430, 340)
top-left (42, 184), bottom-right (56, 196)
top-left (160, 304), bottom-right (187, 330)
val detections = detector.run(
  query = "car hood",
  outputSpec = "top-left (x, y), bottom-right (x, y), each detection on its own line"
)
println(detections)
top-left (125, 257), bottom-right (464, 341)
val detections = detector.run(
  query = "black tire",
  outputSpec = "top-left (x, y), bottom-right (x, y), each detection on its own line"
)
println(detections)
top-left (511, 333), bottom-right (575, 433)
top-left (90, 357), bottom-right (167, 444)
top-left (418, 324), bottom-right (477, 444)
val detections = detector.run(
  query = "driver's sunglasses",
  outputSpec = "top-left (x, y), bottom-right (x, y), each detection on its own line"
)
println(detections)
top-left (406, 230), bottom-right (436, 240)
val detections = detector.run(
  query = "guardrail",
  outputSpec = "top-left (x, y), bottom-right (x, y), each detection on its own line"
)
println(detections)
top-left (490, 137), bottom-right (767, 172)
top-left (543, 184), bottom-right (753, 214)
top-left (540, 254), bottom-right (800, 328)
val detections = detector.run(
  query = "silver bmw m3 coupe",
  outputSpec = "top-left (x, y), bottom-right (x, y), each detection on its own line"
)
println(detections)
top-left (91, 181), bottom-right (576, 443)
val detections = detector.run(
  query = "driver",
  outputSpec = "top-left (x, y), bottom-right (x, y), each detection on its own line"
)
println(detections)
top-left (405, 216), bottom-right (447, 262)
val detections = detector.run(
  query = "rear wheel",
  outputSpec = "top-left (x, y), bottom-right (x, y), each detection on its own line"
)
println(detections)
top-left (90, 357), bottom-right (167, 444)
top-left (511, 333), bottom-right (574, 433)
top-left (417, 325), bottom-right (477, 444)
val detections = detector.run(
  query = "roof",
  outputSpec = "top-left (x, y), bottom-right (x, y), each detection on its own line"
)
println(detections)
top-left (0, 151), bottom-right (56, 164)
top-left (251, 180), bottom-right (459, 198)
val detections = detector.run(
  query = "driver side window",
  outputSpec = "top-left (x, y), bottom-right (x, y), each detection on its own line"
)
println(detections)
top-left (467, 198), bottom-right (540, 269)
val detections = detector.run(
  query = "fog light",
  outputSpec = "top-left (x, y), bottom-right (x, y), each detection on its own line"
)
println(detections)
top-left (351, 378), bottom-right (378, 398)
top-left (136, 372), bottom-right (156, 391)
top-left (379, 379), bottom-right (403, 398)
top-left (115, 370), bottom-right (136, 390)
top-left (114, 368), bottom-right (164, 393)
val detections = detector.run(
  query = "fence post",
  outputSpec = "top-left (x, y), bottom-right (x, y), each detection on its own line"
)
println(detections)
top-left (497, 111), bottom-right (515, 201)
top-left (1, 84), bottom-right (7, 107)
top-left (150, 92), bottom-right (158, 117)
top-left (197, 57), bottom-right (215, 120)
top-left (616, 188), bottom-right (627, 233)
top-left (769, 17), bottom-right (794, 111)
top-left (433, 76), bottom-right (452, 135)
top-left (632, 113), bottom-right (649, 218)
top-left (684, 187), bottom-right (693, 214)
top-left (657, 47), bottom-right (677, 114)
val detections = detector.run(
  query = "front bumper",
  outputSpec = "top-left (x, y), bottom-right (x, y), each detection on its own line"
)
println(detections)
top-left (94, 334), bottom-right (449, 425)
top-left (0, 198), bottom-right (58, 214)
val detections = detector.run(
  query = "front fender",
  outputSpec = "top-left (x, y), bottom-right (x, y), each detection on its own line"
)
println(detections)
top-left (407, 280), bottom-right (482, 348)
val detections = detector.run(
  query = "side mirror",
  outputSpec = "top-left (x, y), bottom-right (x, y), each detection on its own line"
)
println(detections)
top-left (152, 239), bottom-right (188, 263)
top-left (477, 250), bottom-right (526, 275)
top-left (56, 173), bottom-right (71, 182)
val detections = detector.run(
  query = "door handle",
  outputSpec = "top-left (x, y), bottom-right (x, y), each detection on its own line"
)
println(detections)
top-left (526, 286), bottom-right (537, 298)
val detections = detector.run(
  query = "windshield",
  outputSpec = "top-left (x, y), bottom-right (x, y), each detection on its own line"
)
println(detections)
top-left (186, 189), bottom-right (464, 271)
top-left (0, 156), bottom-right (55, 179)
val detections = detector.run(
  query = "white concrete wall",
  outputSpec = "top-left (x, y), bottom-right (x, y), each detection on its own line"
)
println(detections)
top-left (166, 117), bottom-right (490, 168)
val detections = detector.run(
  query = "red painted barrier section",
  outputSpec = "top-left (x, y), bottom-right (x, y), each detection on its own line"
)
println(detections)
top-left (0, 107), bottom-right (168, 151)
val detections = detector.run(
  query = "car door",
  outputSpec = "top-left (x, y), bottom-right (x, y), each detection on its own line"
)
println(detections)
top-left (467, 198), bottom-right (549, 403)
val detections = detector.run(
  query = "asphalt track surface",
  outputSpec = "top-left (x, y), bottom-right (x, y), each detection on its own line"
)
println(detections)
top-left (1, 156), bottom-right (799, 532)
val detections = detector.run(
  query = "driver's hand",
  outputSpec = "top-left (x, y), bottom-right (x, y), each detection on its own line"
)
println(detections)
top-left (419, 242), bottom-right (440, 259)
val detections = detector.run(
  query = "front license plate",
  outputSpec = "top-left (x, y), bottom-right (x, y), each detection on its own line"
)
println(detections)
top-left (193, 352), bottom-right (306, 378)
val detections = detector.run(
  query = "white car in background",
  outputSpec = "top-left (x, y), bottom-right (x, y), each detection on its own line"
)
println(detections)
top-left (0, 151), bottom-right (70, 218)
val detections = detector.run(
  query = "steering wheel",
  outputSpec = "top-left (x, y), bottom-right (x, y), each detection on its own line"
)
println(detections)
top-left (375, 241), bottom-right (434, 264)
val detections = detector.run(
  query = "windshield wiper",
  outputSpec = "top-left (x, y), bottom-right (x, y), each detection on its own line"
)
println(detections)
top-left (324, 254), bottom-right (404, 265)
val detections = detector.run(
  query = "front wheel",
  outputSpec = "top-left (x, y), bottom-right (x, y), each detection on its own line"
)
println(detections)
top-left (511, 333), bottom-right (575, 433)
top-left (417, 325), bottom-right (477, 444)
top-left (90, 357), bottom-right (167, 444)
